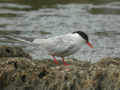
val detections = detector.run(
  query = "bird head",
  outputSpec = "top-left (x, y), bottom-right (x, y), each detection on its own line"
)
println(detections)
top-left (73, 31), bottom-right (93, 48)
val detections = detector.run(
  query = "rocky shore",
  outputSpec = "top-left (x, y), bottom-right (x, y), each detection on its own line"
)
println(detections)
top-left (0, 46), bottom-right (120, 90)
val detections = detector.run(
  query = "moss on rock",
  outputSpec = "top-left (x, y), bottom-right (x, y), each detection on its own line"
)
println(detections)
top-left (0, 57), bottom-right (120, 90)
top-left (0, 46), bottom-right (31, 58)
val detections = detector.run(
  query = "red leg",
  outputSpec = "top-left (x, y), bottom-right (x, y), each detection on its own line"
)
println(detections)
top-left (52, 56), bottom-right (59, 64)
top-left (62, 57), bottom-right (71, 66)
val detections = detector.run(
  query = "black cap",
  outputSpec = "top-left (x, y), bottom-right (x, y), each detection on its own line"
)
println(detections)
top-left (73, 31), bottom-right (89, 42)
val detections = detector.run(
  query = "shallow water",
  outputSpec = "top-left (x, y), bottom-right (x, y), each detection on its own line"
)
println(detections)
top-left (0, 0), bottom-right (120, 62)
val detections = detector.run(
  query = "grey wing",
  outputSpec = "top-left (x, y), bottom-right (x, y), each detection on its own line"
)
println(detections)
top-left (44, 34), bottom-right (76, 56)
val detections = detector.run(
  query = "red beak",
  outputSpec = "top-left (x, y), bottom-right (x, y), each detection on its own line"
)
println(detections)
top-left (87, 42), bottom-right (93, 48)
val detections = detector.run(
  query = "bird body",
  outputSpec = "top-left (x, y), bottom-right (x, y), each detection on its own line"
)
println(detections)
top-left (33, 31), bottom-right (93, 66)
top-left (33, 33), bottom-right (85, 57)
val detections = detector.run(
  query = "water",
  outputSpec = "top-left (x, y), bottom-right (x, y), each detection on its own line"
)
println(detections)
top-left (0, 0), bottom-right (120, 62)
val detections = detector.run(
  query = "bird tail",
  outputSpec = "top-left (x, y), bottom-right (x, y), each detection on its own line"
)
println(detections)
top-left (4, 35), bottom-right (35, 46)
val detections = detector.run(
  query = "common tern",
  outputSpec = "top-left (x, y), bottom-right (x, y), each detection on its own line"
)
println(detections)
top-left (33, 31), bottom-right (93, 66)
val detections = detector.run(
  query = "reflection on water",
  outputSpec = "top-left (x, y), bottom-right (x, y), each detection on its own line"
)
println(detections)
top-left (0, 0), bottom-right (120, 62)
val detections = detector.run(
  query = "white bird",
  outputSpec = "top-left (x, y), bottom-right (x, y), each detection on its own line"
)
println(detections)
top-left (33, 31), bottom-right (93, 66)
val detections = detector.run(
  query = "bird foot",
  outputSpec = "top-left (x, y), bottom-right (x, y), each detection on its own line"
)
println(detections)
top-left (52, 56), bottom-right (59, 64)
top-left (54, 61), bottom-right (59, 64)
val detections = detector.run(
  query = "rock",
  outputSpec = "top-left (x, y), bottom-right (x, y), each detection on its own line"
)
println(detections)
top-left (0, 57), bottom-right (48, 90)
top-left (0, 57), bottom-right (120, 90)
top-left (0, 46), bottom-right (31, 59)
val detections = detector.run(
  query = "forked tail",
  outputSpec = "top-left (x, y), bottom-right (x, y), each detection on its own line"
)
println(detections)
top-left (3, 35), bottom-right (36, 46)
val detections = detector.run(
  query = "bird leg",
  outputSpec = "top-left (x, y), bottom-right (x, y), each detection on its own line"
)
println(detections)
top-left (62, 57), bottom-right (70, 66)
top-left (52, 56), bottom-right (59, 64)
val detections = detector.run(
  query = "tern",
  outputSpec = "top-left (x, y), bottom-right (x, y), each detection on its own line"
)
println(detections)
top-left (33, 31), bottom-right (93, 66)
